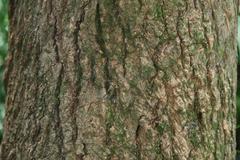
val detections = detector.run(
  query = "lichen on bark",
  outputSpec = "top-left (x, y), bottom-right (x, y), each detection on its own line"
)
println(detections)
top-left (1, 0), bottom-right (237, 160)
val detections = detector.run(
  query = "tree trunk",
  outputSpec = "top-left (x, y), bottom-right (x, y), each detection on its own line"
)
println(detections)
top-left (1, 0), bottom-right (238, 160)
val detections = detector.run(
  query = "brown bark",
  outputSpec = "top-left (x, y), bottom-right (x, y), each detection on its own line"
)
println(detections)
top-left (1, 0), bottom-right (238, 160)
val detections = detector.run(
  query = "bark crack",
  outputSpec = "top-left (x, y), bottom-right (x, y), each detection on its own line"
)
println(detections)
top-left (76, 143), bottom-right (87, 160)
top-left (135, 115), bottom-right (144, 160)
top-left (53, 63), bottom-right (65, 160)
top-left (95, 2), bottom-right (112, 95)
top-left (137, 0), bottom-right (143, 10)
top-left (176, 10), bottom-right (185, 69)
top-left (53, 16), bottom-right (60, 62)
top-left (50, 0), bottom-right (60, 62)
top-left (71, 9), bottom-right (85, 152)
top-left (110, 1), bottom-right (129, 77)
top-left (73, 11), bottom-right (85, 62)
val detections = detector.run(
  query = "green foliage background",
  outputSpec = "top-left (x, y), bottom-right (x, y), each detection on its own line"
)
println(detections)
top-left (0, 0), bottom-right (8, 141)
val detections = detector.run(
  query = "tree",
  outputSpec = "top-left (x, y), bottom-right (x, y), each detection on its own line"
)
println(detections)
top-left (0, 0), bottom-right (238, 159)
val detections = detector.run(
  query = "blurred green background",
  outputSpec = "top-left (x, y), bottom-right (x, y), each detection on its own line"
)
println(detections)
top-left (0, 0), bottom-right (8, 141)
top-left (0, 0), bottom-right (240, 151)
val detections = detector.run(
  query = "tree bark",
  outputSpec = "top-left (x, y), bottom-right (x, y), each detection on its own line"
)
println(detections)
top-left (1, 0), bottom-right (238, 160)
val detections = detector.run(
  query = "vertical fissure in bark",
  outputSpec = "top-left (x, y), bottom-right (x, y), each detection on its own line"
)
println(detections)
top-left (187, 19), bottom-right (193, 39)
top-left (105, 122), bottom-right (111, 154)
top-left (111, 1), bottom-right (129, 77)
top-left (137, 0), bottom-right (143, 10)
top-left (176, 10), bottom-right (185, 69)
top-left (53, 17), bottom-right (60, 62)
top-left (30, 42), bottom-right (42, 156)
top-left (81, 142), bottom-right (88, 159)
top-left (95, 2), bottom-right (112, 95)
top-left (193, 85), bottom-right (202, 126)
top-left (49, 3), bottom-right (65, 157)
top-left (135, 115), bottom-right (144, 160)
top-left (83, 1), bottom-right (96, 85)
top-left (76, 142), bottom-right (88, 160)
top-left (191, 65), bottom-right (204, 128)
top-left (193, 0), bottom-right (198, 9)
top-left (53, 64), bottom-right (65, 160)
top-left (71, 9), bottom-right (85, 151)
top-left (90, 52), bottom-right (96, 84)
top-left (33, 38), bottom-right (41, 109)
top-left (3, 52), bottom-right (13, 94)
top-left (73, 11), bottom-right (85, 61)
top-left (50, 0), bottom-right (60, 63)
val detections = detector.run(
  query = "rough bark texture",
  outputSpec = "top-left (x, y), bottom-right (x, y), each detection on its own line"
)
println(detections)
top-left (0, 0), bottom-right (238, 160)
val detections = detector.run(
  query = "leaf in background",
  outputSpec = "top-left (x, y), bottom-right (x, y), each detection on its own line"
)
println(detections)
top-left (0, 0), bottom-right (8, 142)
